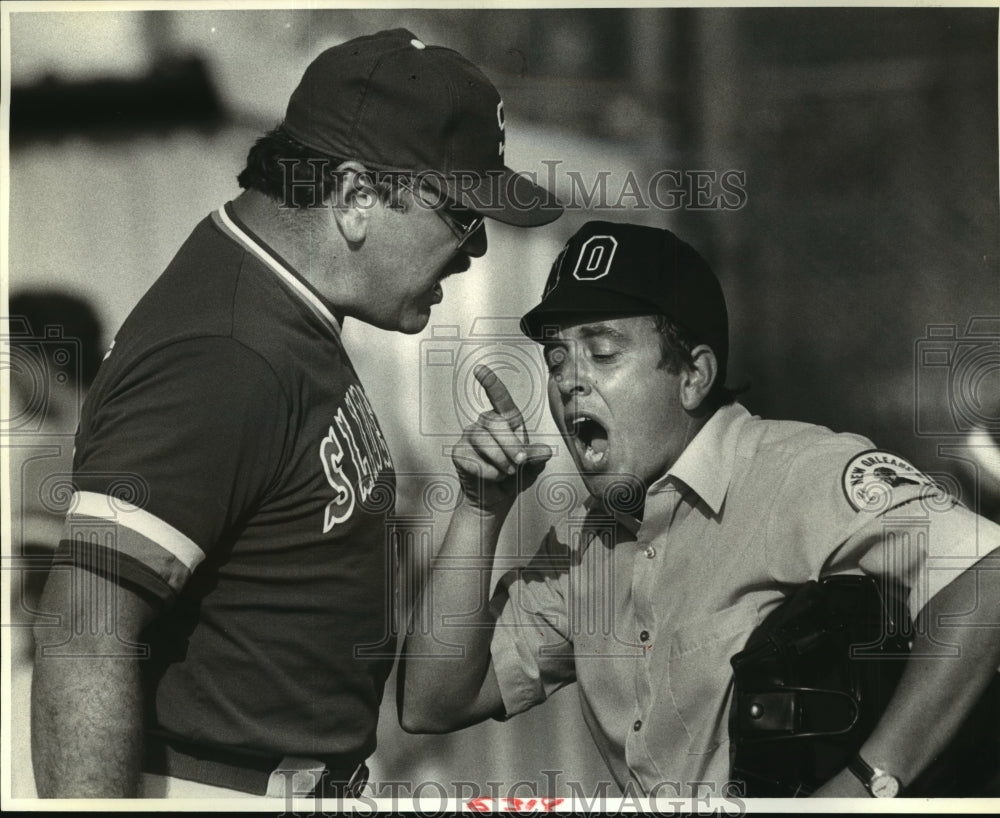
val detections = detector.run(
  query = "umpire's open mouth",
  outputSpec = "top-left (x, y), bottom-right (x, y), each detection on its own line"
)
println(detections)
top-left (567, 412), bottom-right (609, 470)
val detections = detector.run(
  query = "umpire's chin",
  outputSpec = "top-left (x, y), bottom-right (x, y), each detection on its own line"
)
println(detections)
top-left (582, 471), bottom-right (646, 518)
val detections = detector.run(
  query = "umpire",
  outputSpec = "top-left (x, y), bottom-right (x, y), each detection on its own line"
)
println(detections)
top-left (31, 28), bottom-right (560, 798)
top-left (399, 220), bottom-right (1000, 799)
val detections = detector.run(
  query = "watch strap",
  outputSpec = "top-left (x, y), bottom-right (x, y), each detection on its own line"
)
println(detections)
top-left (848, 753), bottom-right (876, 790)
top-left (847, 753), bottom-right (900, 797)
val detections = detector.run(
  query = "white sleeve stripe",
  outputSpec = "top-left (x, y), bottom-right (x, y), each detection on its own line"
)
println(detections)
top-left (69, 490), bottom-right (206, 572)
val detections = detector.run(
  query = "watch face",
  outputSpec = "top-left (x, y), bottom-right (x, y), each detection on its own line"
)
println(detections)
top-left (871, 773), bottom-right (900, 798)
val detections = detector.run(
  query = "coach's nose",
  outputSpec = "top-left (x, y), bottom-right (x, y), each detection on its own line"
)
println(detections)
top-left (464, 222), bottom-right (487, 258)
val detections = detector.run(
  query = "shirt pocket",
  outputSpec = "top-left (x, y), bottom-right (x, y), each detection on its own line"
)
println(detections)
top-left (664, 600), bottom-right (759, 755)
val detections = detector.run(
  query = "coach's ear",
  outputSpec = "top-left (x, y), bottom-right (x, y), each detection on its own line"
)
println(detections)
top-left (332, 161), bottom-right (375, 244)
top-left (680, 344), bottom-right (717, 412)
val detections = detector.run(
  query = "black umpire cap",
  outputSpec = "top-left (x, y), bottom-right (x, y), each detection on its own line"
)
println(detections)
top-left (521, 221), bottom-right (729, 381)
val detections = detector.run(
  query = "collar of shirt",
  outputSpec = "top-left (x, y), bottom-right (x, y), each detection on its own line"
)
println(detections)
top-left (583, 403), bottom-right (753, 536)
top-left (649, 402), bottom-right (753, 515)
top-left (214, 202), bottom-right (344, 337)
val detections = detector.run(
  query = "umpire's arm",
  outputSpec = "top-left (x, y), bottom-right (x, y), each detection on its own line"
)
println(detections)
top-left (812, 543), bottom-right (1000, 797)
top-left (398, 365), bottom-right (550, 732)
top-left (32, 562), bottom-right (157, 797)
top-left (397, 500), bottom-right (508, 732)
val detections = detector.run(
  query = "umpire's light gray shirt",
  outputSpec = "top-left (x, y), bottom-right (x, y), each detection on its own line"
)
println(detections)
top-left (489, 402), bottom-right (998, 794)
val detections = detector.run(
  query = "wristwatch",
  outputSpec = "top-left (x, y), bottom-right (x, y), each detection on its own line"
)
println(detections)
top-left (847, 753), bottom-right (901, 797)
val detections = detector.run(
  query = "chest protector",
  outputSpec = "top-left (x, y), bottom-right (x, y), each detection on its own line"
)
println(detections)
top-left (729, 574), bottom-right (1000, 796)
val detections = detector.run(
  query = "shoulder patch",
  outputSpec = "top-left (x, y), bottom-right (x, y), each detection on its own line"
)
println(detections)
top-left (841, 449), bottom-right (937, 512)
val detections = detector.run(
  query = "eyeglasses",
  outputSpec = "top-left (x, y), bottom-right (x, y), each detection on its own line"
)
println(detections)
top-left (397, 176), bottom-right (485, 250)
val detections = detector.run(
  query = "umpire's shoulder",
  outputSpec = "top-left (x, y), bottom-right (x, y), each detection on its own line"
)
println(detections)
top-left (739, 415), bottom-right (872, 471)
top-left (733, 415), bottom-right (877, 518)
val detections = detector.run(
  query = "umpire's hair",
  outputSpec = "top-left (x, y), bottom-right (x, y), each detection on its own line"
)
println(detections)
top-left (653, 315), bottom-right (741, 409)
top-left (238, 125), bottom-right (404, 209)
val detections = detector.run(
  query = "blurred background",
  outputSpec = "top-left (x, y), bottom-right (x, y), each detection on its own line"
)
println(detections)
top-left (4, 4), bottom-right (999, 802)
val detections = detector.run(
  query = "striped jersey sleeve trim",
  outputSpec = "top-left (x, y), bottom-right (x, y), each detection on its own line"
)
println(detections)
top-left (70, 490), bottom-right (205, 573)
top-left (53, 535), bottom-right (182, 605)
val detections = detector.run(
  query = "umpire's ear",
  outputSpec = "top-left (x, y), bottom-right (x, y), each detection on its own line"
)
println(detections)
top-left (331, 161), bottom-right (375, 244)
top-left (680, 344), bottom-right (717, 412)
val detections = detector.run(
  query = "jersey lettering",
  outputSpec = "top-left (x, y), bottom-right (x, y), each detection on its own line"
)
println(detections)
top-left (320, 387), bottom-right (394, 530)
top-left (346, 389), bottom-right (381, 476)
top-left (320, 424), bottom-right (355, 532)
top-left (348, 385), bottom-right (393, 471)
top-left (336, 405), bottom-right (372, 500)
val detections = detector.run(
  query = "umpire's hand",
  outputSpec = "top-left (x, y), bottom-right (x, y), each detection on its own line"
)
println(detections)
top-left (451, 364), bottom-right (552, 514)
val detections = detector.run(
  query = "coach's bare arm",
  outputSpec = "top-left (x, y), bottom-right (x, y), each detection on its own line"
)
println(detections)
top-left (32, 564), bottom-right (156, 797)
top-left (812, 546), bottom-right (1000, 797)
top-left (398, 366), bottom-right (551, 733)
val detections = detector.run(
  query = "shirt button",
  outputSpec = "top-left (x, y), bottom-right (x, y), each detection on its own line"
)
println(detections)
top-left (639, 630), bottom-right (650, 642)
top-left (644, 545), bottom-right (656, 559)
top-left (633, 719), bottom-right (642, 731)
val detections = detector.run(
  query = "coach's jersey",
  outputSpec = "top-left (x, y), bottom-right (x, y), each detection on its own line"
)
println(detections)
top-left (58, 203), bottom-right (396, 760)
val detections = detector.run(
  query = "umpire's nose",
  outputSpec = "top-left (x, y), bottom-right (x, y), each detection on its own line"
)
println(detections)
top-left (553, 353), bottom-right (591, 398)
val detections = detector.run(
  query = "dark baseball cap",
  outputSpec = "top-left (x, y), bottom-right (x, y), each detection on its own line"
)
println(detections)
top-left (521, 220), bottom-right (729, 377)
top-left (283, 28), bottom-right (562, 226)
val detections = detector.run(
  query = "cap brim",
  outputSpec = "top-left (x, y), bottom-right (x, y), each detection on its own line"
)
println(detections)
top-left (427, 168), bottom-right (563, 227)
top-left (520, 286), bottom-right (656, 340)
